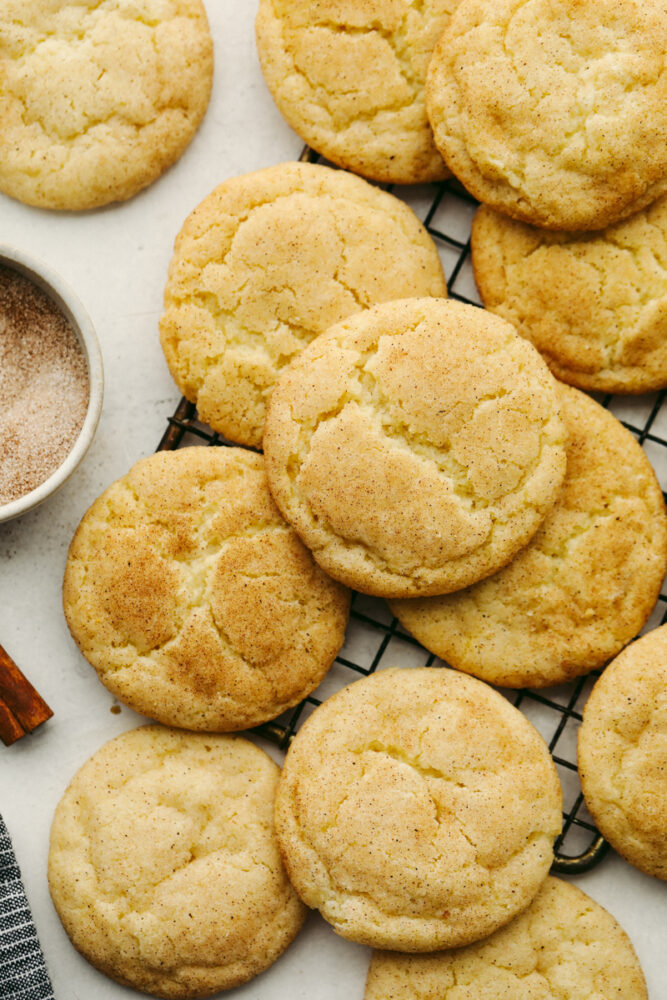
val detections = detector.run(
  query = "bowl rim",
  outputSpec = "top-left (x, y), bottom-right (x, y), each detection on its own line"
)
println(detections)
top-left (0, 244), bottom-right (104, 523)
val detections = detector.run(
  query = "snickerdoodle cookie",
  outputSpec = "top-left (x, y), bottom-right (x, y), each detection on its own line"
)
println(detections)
top-left (0, 1), bottom-right (213, 210)
top-left (63, 447), bottom-right (349, 731)
top-left (579, 626), bottom-right (667, 880)
top-left (159, 162), bottom-right (447, 448)
top-left (275, 667), bottom-right (562, 950)
top-left (255, 1), bottom-right (455, 183)
top-left (391, 386), bottom-right (667, 688)
top-left (426, 0), bottom-right (667, 230)
top-left (472, 199), bottom-right (667, 394)
top-left (365, 877), bottom-right (648, 1000)
top-left (48, 726), bottom-right (307, 998)
top-left (263, 297), bottom-right (567, 598)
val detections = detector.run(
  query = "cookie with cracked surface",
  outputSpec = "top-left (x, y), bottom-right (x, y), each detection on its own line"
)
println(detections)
top-left (391, 385), bottom-right (667, 688)
top-left (275, 667), bottom-right (563, 951)
top-left (426, 0), bottom-right (667, 230)
top-left (63, 447), bottom-right (349, 731)
top-left (578, 626), bottom-right (667, 880)
top-left (263, 297), bottom-right (567, 598)
top-left (255, 0), bottom-right (455, 184)
top-left (159, 161), bottom-right (447, 448)
top-left (48, 726), bottom-right (307, 998)
top-left (472, 199), bottom-right (667, 394)
top-left (364, 877), bottom-right (648, 999)
top-left (0, 1), bottom-right (213, 210)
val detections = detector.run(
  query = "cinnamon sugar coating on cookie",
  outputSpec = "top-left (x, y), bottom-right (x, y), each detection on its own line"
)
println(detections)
top-left (160, 162), bottom-right (447, 448)
top-left (275, 668), bottom-right (562, 951)
top-left (0, 1), bottom-right (213, 209)
top-left (391, 385), bottom-right (667, 687)
top-left (365, 878), bottom-right (648, 999)
top-left (264, 298), bottom-right (567, 598)
top-left (48, 727), bottom-right (307, 998)
top-left (426, 0), bottom-right (667, 230)
top-left (63, 448), bottom-right (349, 731)
top-left (579, 626), bottom-right (667, 880)
top-left (256, 0), bottom-right (455, 183)
top-left (472, 199), bottom-right (667, 394)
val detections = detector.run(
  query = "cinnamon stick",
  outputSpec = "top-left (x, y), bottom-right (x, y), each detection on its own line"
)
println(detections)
top-left (0, 698), bottom-right (26, 746)
top-left (0, 644), bottom-right (53, 746)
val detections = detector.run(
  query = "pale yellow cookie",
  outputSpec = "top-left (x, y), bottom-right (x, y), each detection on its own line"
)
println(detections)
top-left (48, 726), bottom-right (307, 998)
top-left (472, 199), bottom-right (667, 394)
top-left (264, 297), bottom-right (567, 598)
top-left (365, 877), bottom-right (648, 1000)
top-left (275, 667), bottom-right (563, 951)
top-left (426, 0), bottom-right (667, 230)
top-left (255, 0), bottom-right (455, 183)
top-left (391, 385), bottom-right (667, 688)
top-left (159, 162), bottom-right (447, 448)
top-left (63, 447), bottom-right (349, 731)
top-left (0, 1), bottom-right (213, 210)
top-left (579, 626), bottom-right (667, 880)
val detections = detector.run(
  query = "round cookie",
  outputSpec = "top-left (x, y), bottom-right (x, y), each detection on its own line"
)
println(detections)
top-left (159, 162), bottom-right (447, 448)
top-left (255, 0), bottom-right (454, 184)
top-left (0, 1), bottom-right (213, 210)
top-left (275, 667), bottom-right (563, 951)
top-left (472, 199), bottom-right (667, 394)
top-left (63, 447), bottom-right (349, 731)
top-left (391, 385), bottom-right (667, 688)
top-left (426, 0), bottom-right (667, 230)
top-left (364, 877), bottom-right (648, 1000)
top-left (48, 726), bottom-right (307, 998)
top-left (263, 297), bottom-right (567, 598)
top-left (578, 626), bottom-right (667, 880)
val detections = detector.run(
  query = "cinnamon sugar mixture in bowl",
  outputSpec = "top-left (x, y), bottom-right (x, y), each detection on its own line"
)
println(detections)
top-left (0, 249), bottom-right (102, 521)
top-left (0, 265), bottom-right (89, 505)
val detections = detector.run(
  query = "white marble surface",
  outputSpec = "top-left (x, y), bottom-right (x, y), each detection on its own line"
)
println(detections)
top-left (0, 2), bottom-right (664, 998)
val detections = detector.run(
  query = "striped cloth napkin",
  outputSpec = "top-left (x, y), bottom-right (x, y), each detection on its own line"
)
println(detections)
top-left (0, 815), bottom-right (55, 1000)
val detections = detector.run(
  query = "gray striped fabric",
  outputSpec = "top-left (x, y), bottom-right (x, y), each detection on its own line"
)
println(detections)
top-left (0, 816), bottom-right (55, 1000)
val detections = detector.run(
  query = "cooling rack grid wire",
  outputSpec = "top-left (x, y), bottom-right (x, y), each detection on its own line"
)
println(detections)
top-left (157, 151), bottom-right (667, 875)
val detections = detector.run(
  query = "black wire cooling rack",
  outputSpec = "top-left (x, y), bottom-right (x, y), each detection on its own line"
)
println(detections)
top-left (157, 149), bottom-right (667, 875)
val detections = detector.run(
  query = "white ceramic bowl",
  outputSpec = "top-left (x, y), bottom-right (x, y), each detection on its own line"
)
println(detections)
top-left (0, 246), bottom-right (104, 523)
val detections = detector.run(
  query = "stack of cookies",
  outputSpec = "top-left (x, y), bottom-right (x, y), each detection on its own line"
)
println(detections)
top-left (256, 0), bottom-right (667, 396)
top-left (55, 265), bottom-right (665, 997)
top-left (46, 1), bottom-right (667, 997)
top-left (424, 0), bottom-right (667, 395)
top-left (51, 162), bottom-right (453, 995)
